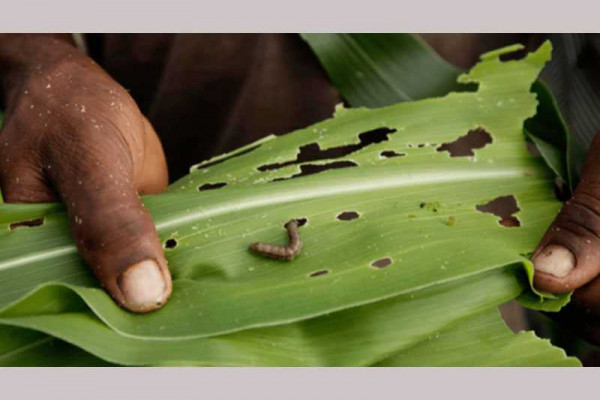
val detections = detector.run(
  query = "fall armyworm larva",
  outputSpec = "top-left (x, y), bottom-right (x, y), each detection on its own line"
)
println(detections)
top-left (249, 219), bottom-right (303, 260)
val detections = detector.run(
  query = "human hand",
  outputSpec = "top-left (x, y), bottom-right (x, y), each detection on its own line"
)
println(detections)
top-left (533, 132), bottom-right (600, 342)
top-left (0, 35), bottom-right (171, 313)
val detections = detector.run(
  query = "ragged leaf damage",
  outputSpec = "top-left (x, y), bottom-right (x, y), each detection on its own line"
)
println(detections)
top-left (0, 41), bottom-right (578, 366)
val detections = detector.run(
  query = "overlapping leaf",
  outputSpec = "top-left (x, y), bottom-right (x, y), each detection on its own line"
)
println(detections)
top-left (0, 41), bottom-right (579, 366)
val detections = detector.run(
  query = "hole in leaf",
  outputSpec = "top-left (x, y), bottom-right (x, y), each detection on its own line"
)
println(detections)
top-left (499, 48), bottom-right (528, 62)
top-left (476, 195), bottom-right (521, 227)
top-left (337, 211), bottom-right (360, 221)
top-left (381, 150), bottom-right (406, 158)
top-left (286, 218), bottom-right (308, 227)
top-left (272, 161), bottom-right (358, 182)
top-left (198, 182), bottom-right (227, 191)
top-left (456, 82), bottom-right (479, 93)
top-left (371, 258), bottom-right (392, 269)
top-left (258, 127), bottom-right (396, 171)
top-left (196, 144), bottom-right (261, 170)
top-left (436, 128), bottom-right (493, 157)
top-left (9, 218), bottom-right (44, 230)
top-left (164, 238), bottom-right (178, 249)
top-left (309, 269), bottom-right (330, 277)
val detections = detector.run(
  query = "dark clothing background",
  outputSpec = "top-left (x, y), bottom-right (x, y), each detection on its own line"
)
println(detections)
top-left (87, 34), bottom-right (340, 180)
top-left (85, 33), bottom-right (600, 181)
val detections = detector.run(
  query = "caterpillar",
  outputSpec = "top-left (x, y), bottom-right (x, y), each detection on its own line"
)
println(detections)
top-left (249, 219), bottom-right (303, 260)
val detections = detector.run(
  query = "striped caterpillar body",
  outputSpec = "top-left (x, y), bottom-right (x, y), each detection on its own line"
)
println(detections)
top-left (249, 219), bottom-right (303, 260)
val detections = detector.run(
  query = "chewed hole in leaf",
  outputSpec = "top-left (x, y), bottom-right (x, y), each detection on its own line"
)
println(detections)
top-left (476, 195), bottom-right (521, 227)
top-left (456, 82), bottom-right (479, 92)
top-left (309, 269), bottom-right (330, 278)
top-left (258, 127), bottom-right (396, 171)
top-left (436, 128), bottom-right (493, 157)
top-left (287, 218), bottom-right (308, 227)
top-left (196, 144), bottom-right (261, 170)
top-left (9, 218), bottom-right (44, 231)
top-left (371, 258), bottom-right (392, 269)
top-left (164, 238), bottom-right (178, 249)
top-left (272, 161), bottom-right (358, 182)
top-left (198, 182), bottom-right (227, 191)
top-left (337, 211), bottom-right (360, 221)
top-left (499, 48), bottom-right (528, 62)
top-left (380, 150), bottom-right (406, 158)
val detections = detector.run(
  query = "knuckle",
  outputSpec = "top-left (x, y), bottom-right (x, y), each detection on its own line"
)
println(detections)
top-left (556, 193), bottom-right (600, 239)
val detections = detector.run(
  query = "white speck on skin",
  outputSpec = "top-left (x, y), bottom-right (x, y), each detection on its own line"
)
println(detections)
top-left (46, 83), bottom-right (51, 89)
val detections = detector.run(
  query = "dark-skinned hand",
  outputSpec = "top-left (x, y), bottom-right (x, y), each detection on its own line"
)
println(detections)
top-left (0, 34), bottom-right (171, 313)
top-left (532, 132), bottom-right (600, 344)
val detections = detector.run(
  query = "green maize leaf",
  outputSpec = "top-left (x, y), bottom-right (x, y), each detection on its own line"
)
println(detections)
top-left (301, 33), bottom-right (580, 188)
top-left (297, 33), bottom-right (465, 107)
top-left (376, 307), bottom-right (579, 367)
top-left (0, 267), bottom-right (579, 366)
top-left (0, 40), bottom-right (578, 366)
top-left (525, 79), bottom-right (585, 189)
top-left (0, 325), bottom-right (114, 366)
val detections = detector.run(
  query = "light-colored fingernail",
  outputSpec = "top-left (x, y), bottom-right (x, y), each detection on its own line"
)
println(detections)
top-left (532, 245), bottom-right (575, 278)
top-left (118, 259), bottom-right (168, 313)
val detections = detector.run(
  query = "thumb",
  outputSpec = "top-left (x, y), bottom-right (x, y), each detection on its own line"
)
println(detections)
top-left (45, 133), bottom-right (171, 313)
top-left (533, 131), bottom-right (600, 293)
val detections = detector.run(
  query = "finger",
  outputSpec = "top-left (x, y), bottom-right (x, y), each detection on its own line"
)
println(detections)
top-left (137, 117), bottom-right (169, 194)
top-left (44, 125), bottom-right (171, 313)
top-left (0, 163), bottom-right (57, 203)
top-left (533, 131), bottom-right (600, 293)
